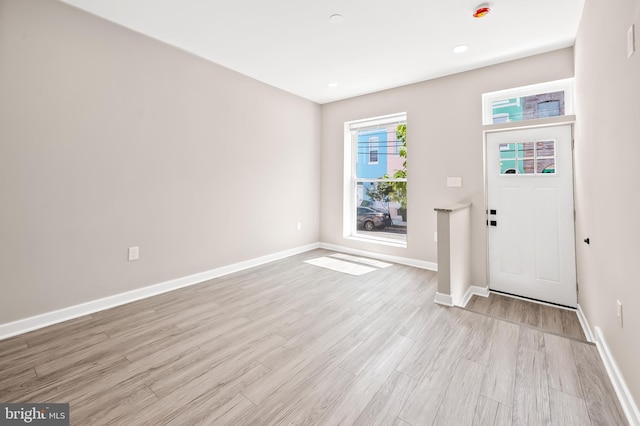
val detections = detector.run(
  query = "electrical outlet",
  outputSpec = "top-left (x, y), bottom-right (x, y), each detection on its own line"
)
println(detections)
top-left (297, 222), bottom-right (302, 231)
top-left (434, 231), bottom-right (438, 242)
top-left (128, 246), bottom-right (139, 261)
top-left (616, 300), bottom-right (623, 327)
top-left (628, 24), bottom-right (635, 58)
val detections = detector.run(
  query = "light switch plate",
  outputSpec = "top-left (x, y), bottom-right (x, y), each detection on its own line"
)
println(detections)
top-left (447, 176), bottom-right (462, 187)
top-left (128, 246), bottom-right (139, 261)
top-left (628, 24), bottom-right (635, 58)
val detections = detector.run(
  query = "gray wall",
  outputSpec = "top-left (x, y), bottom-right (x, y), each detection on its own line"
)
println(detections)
top-left (320, 48), bottom-right (574, 286)
top-left (0, 0), bottom-right (321, 324)
top-left (574, 0), bottom-right (640, 407)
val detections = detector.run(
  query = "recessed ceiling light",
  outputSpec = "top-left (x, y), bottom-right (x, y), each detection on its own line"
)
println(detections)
top-left (453, 44), bottom-right (469, 53)
top-left (329, 14), bottom-right (344, 24)
top-left (328, 82), bottom-right (339, 89)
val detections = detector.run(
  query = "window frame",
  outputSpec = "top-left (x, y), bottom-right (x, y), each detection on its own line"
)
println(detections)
top-left (343, 112), bottom-right (407, 247)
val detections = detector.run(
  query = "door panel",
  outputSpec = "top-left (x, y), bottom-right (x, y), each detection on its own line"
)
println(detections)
top-left (487, 125), bottom-right (576, 307)
top-left (534, 187), bottom-right (560, 282)
top-left (498, 186), bottom-right (523, 274)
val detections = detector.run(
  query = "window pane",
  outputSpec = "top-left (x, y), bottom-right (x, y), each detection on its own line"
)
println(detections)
top-left (355, 182), bottom-right (406, 240)
top-left (491, 91), bottom-right (565, 123)
top-left (536, 140), bottom-right (555, 157)
top-left (522, 159), bottom-right (535, 174)
top-left (537, 158), bottom-right (556, 174)
top-left (356, 132), bottom-right (386, 178)
top-left (499, 143), bottom-right (515, 158)
top-left (500, 159), bottom-right (517, 175)
top-left (499, 144), bottom-right (517, 174)
top-left (519, 142), bottom-right (535, 158)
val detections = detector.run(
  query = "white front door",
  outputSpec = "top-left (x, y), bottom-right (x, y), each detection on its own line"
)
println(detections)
top-left (486, 125), bottom-right (577, 307)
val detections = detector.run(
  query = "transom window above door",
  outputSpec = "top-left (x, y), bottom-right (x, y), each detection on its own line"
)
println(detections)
top-left (482, 78), bottom-right (574, 125)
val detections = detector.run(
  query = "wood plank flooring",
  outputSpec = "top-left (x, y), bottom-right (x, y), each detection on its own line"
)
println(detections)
top-left (465, 293), bottom-right (587, 342)
top-left (0, 249), bottom-right (627, 425)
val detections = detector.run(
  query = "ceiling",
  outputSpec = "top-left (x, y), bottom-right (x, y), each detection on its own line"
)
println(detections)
top-left (60, 0), bottom-right (585, 104)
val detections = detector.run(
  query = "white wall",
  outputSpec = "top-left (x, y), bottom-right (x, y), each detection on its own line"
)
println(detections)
top-left (320, 48), bottom-right (574, 286)
top-left (0, 0), bottom-right (321, 324)
top-left (574, 0), bottom-right (640, 409)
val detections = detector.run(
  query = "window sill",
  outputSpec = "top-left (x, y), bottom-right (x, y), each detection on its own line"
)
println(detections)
top-left (483, 115), bottom-right (576, 132)
top-left (345, 235), bottom-right (407, 248)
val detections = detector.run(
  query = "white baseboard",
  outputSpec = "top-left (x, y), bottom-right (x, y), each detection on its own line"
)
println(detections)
top-left (434, 292), bottom-right (454, 307)
top-left (594, 326), bottom-right (640, 426)
top-left (576, 304), bottom-right (595, 343)
top-left (460, 285), bottom-right (490, 307)
top-left (319, 242), bottom-right (437, 271)
top-left (0, 243), bottom-right (320, 340)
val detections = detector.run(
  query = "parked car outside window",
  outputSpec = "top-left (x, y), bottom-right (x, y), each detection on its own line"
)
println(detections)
top-left (357, 207), bottom-right (392, 231)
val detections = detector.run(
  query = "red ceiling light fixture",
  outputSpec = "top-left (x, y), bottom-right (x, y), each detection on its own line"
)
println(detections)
top-left (473, 3), bottom-right (491, 18)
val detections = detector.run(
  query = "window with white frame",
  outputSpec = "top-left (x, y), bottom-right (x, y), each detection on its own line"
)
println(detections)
top-left (343, 113), bottom-right (407, 246)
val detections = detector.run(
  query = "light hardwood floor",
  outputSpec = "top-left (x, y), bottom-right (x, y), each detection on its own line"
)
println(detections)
top-left (0, 249), bottom-right (628, 425)
top-left (465, 293), bottom-right (587, 342)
